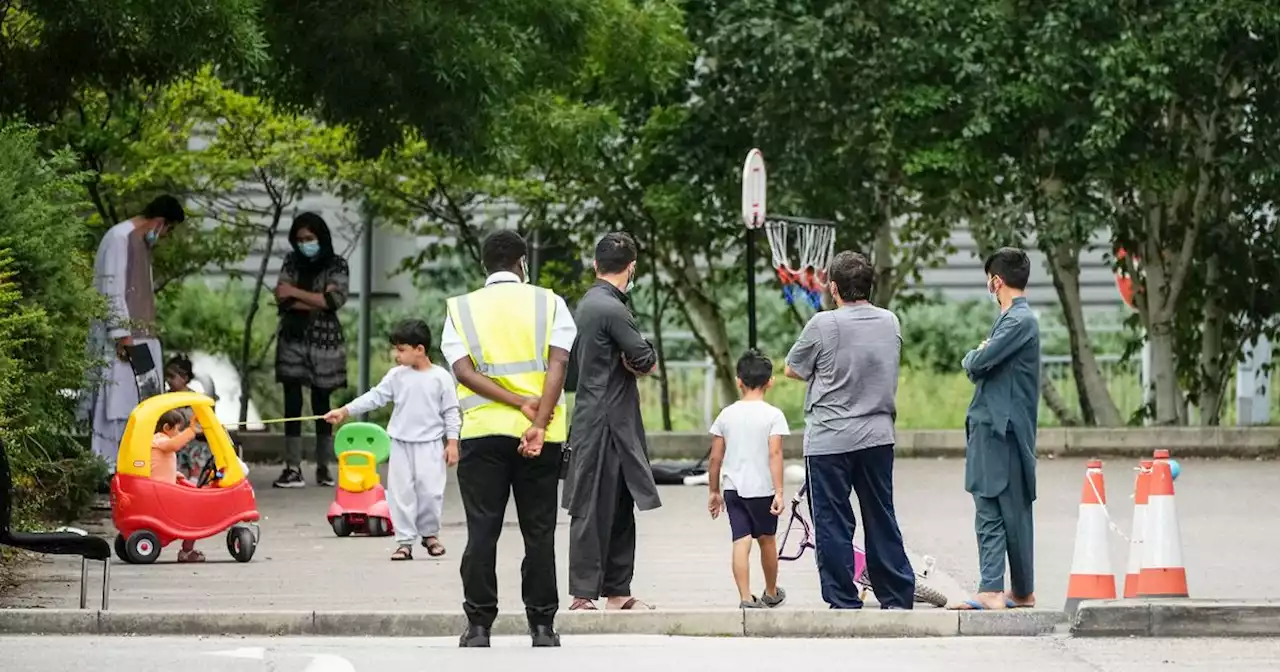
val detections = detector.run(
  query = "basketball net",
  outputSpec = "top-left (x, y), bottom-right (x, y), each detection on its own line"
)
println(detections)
top-left (766, 221), bottom-right (836, 309)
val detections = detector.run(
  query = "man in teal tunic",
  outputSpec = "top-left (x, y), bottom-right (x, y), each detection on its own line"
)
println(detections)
top-left (952, 247), bottom-right (1041, 611)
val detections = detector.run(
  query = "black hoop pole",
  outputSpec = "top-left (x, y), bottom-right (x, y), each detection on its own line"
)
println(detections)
top-left (747, 223), bottom-right (758, 350)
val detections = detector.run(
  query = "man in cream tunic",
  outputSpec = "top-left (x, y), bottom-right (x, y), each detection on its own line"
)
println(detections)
top-left (83, 195), bottom-right (186, 472)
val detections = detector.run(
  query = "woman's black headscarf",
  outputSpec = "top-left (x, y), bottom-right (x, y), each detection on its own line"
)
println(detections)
top-left (288, 211), bottom-right (336, 290)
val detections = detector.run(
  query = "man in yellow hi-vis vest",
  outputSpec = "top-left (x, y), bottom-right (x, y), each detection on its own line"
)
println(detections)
top-left (439, 230), bottom-right (576, 649)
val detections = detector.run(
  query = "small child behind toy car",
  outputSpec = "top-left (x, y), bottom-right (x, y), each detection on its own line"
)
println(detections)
top-left (706, 349), bottom-right (789, 608)
top-left (164, 354), bottom-right (214, 480)
top-left (152, 409), bottom-right (205, 562)
top-left (324, 319), bottom-right (460, 561)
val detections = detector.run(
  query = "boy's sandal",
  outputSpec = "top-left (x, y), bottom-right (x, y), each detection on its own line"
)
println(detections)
top-left (391, 546), bottom-right (413, 561)
top-left (177, 549), bottom-right (206, 563)
top-left (421, 537), bottom-right (446, 557)
top-left (569, 598), bottom-right (598, 611)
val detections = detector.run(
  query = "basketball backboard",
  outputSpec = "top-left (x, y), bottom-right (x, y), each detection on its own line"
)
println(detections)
top-left (742, 149), bottom-right (767, 229)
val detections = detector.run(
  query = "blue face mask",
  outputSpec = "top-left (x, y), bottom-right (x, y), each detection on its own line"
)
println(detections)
top-left (298, 241), bottom-right (321, 258)
top-left (144, 229), bottom-right (159, 246)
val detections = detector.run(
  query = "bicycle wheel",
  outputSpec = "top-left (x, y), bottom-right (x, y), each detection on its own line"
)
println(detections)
top-left (913, 581), bottom-right (949, 608)
top-left (862, 572), bottom-right (950, 609)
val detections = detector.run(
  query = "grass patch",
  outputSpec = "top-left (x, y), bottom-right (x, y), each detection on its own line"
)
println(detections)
top-left (633, 364), bottom-right (1277, 432)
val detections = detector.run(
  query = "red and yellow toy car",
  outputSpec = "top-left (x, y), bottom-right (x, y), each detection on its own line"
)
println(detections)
top-left (110, 392), bottom-right (261, 564)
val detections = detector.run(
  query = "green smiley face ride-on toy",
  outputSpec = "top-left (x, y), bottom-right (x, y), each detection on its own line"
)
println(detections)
top-left (326, 422), bottom-right (394, 537)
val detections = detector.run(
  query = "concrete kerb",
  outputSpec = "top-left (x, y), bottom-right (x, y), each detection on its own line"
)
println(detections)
top-left (0, 608), bottom-right (1070, 638)
top-left (1073, 600), bottom-right (1280, 638)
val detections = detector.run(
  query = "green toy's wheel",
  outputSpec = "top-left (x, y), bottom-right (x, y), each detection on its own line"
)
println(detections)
top-left (334, 421), bottom-right (392, 464)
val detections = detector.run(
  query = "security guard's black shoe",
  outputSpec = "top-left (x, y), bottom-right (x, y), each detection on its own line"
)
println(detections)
top-left (530, 624), bottom-right (561, 647)
top-left (459, 623), bottom-right (491, 648)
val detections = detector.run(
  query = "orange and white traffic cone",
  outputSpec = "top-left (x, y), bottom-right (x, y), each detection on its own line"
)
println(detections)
top-left (1123, 459), bottom-right (1153, 598)
top-left (1137, 449), bottom-right (1188, 598)
top-left (1065, 460), bottom-right (1117, 613)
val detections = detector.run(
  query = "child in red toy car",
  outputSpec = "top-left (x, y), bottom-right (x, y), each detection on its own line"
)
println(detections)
top-left (152, 409), bottom-right (206, 562)
top-left (324, 319), bottom-right (460, 561)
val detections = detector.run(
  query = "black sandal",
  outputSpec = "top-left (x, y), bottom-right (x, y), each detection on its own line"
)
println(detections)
top-left (391, 545), bottom-right (413, 561)
top-left (422, 537), bottom-right (446, 557)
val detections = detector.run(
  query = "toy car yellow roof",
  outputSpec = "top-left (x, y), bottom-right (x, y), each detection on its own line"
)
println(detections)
top-left (116, 392), bottom-right (246, 486)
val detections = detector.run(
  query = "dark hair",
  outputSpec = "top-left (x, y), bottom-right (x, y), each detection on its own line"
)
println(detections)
top-left (389, 319), bottom-right (432, 352)
top-left (827, 251), bottom-right (875, 302)
top-left (155, 409), bottom-right (188, 433)
top-left (289, 212), bottom-right (334, 259)
top-left (594, 232), bottom-right (637, 275)
top-left (736, 349), bottom-right (773, 390)
top-left (142, 195), bottom-right (185, 224)
top-left (165, 354), bottom-right (194, 380)
top-left (481, 230), bottom-right (527, 274)
top-left (984, 247), bottom-right (1031, 290)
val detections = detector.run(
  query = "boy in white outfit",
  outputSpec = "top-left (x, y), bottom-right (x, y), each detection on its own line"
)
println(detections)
top-left (325, 319), bottom-right (460, 561)
top-left (707, 349), bottom-right (789, 608)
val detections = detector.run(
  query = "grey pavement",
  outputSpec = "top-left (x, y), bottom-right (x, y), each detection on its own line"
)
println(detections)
top-left (3, 634), bottom-right (1280, 671)
top-left (0, 457), bottom-right (1270, 613)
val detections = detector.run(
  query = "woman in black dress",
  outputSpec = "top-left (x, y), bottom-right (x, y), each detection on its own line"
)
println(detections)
top-left (272, 212), bottom-right (349, 488)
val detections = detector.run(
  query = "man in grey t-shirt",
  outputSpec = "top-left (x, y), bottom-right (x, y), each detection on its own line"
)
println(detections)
top-left (784, 251), bottom-right (915, 609)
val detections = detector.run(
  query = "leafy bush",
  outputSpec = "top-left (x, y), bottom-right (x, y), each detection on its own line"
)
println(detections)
top-left (897, 299), bottom-right (999, 373)
top-left (0, 125), bottom-right (108, 526)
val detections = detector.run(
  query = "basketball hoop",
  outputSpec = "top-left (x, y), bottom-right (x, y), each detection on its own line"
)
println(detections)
top-left (765, 216), bottom-right (836, 309)
top-left (1114, 248), bottom-right (1140, 311)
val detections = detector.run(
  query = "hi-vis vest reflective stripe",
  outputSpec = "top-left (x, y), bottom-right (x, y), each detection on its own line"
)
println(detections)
top-left (445, 283), bottom-right (567, 443)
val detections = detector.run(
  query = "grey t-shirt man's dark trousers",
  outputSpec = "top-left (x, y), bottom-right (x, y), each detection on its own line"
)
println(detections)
top-left (787, 303), bottom-right (917, 609)
top-left (806, 444), bottom-right (916, 608)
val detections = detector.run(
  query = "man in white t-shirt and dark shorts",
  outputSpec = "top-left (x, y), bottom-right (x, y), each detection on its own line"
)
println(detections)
top-left (707, 350), bottom-right (790, 609)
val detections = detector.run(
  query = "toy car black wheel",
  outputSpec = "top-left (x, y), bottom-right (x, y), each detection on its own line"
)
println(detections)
top-left (113, 534), bottom-right (132, 563)
top-left (227, 525), bottom-right (257, 563)
top-left (125, 530), bottom-right (161, 564)
top-left (368, 516), bottom-right (389, 537)
top-left (331, 516), bottom-right (352, 537)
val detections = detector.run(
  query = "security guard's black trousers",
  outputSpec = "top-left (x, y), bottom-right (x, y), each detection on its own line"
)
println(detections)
top-left (458, 435), bottom-right (562, 628)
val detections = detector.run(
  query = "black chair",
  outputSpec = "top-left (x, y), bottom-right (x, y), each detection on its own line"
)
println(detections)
top-left (0, 437), bottom-right (111, 609)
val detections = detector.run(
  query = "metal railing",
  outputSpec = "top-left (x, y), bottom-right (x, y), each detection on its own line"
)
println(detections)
top-left (638, 354), bottom-right (1144, 431)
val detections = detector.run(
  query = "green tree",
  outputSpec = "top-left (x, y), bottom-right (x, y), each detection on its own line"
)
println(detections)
top-left (689, 0), bottom-right (962, 308)
top-left (0, 0), bottom-right (265, 121)
top-left (45, 79), bottom-right (256, 291)
top-left (0, 124), bottom-right (108, 524)
top-left (258, 0), bottom-right (665, 157)
top-left (131, 69), bottom-right (363, 423)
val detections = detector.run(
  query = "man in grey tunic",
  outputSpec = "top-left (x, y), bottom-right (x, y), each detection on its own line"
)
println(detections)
top-left (563, 232), bottom-right (661, 611)
top-left (952, 247), bottom-right (1041, 611)
top-left (82, 195), bottom-right (186, 473)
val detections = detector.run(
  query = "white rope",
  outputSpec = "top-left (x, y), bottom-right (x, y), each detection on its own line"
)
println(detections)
top-left (1084, 465), bottom-right (1151, 545)
top-left (809, 225), bottom-right (834, 272)
top-left (766, 219), bottom-right (837, 280)
top-left (822, 226), bottom-right (835, 270)
top-left (766, 222), bottom-right (790, 270)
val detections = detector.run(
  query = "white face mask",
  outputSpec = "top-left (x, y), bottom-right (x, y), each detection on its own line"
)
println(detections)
top-left (520, 257), bottom-right (530, 284)
top-left (624, 264), bottom-right (636, 293)
top-left (988, 278), bottom-right (1000, 304)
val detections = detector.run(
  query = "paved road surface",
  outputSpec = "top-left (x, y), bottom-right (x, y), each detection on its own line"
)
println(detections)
top-left (1, 457), bottom-right (1270, 612)
top-left (2, 634), bottom-right (1278, 671)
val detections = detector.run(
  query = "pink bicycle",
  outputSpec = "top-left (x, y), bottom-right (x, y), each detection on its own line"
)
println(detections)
top-left (778, 483), bottom-right (949, 608)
